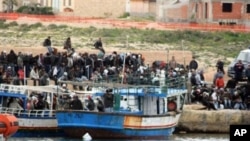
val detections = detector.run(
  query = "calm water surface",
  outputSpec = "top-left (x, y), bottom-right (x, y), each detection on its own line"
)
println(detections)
top-left (8, 134), bottom-right (229, 141)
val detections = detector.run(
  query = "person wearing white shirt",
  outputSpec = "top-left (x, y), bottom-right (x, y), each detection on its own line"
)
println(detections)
top-left (211, 89), bottom-right (219, 110)
top-left (30, 66), bottom-right (40, 86)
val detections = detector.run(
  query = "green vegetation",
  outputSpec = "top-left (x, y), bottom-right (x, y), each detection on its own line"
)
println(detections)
top-left (17, 5), bottom-right (54, 15)
top-left (119, 12), bottom-right (130, 18)
top-left (0, 20), bottom-right (249, 60)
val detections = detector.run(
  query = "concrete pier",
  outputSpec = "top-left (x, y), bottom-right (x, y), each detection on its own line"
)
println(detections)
top-left (177, 105), bottom-right (250, 133)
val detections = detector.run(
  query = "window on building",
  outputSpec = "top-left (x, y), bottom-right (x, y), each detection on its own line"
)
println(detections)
top-left (195, 3), bottom-right (198, 12)
top-left (222, 3), bottom-right (232, 12)
top-left (64, 0), bottom-right (66, 6)
top-left (40, 0), bottom-right (44, 6)
top-left (23, 1), bottom-right (29, 6)
top-left (69, 0), bottom-right (72, 6)
top-left (247, 4), bottom-right (250, 13)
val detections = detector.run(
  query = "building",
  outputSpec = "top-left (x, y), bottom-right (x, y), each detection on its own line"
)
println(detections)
top-left (1, 0), bottom-right (250, 25)
top-left (156, 0), bottom-right (250, 25)
top-left (156, 0), bottom-right (189, 22)
top-left (130, 0), bottom-right (156, 17)
top-left (37, 0), bottom-right (127, 17)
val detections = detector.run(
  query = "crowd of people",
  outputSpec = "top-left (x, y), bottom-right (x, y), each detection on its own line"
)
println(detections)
top-left (0, 36), bottom-right (188, 89)
top-left (0, 36), bottom-right (250, 111)
top-left (190, 59), bottom-right (250, 110)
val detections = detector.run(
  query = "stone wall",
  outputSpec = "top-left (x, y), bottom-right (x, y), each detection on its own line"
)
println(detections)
top-left (71, 0), bottom-right (127, 18)
top-left (177, 105), bottom-right (250, 133)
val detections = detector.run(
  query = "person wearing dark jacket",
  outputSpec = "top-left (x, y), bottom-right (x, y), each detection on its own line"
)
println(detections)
top-left (245, 64), bottom-right (250, 83)
top-left (94, 37), bottom-right (102, 49)
top-left (63, 37), bottom-right (72, 52)
top-left (216, 59), bottom-right (225, 74)
top-left (97, 98), bottom-right (104, 112)
top-left (189, 56), bottom-right (198, 71)
top-left (103, 89), bottom-right (114, 112)
top-left (234, 60), bottom-right (244, 82)
top-left (70, 95), bottom-right (83, 110)
top-left (7, 50), bottom-right (17, 65)
top-left (225, 78), bottom-right (237, 96)
top-left (43, 36), bottom-right (53, 54)
top-left (86, 96), bottom-right (95, 111)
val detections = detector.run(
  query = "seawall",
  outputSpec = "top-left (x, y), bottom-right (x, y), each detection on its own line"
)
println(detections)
top-left (177, 105), bottom-right (250, 133)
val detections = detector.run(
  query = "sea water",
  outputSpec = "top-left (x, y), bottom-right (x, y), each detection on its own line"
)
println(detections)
top-left (7, 134), bottom-right (229, 141)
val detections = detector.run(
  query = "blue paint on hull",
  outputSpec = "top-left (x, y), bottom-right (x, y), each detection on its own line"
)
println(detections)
top-left (56, 111), bottom-right (177, 139)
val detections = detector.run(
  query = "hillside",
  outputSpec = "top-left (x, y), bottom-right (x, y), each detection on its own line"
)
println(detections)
top-left (0, 19), bottom-right (247, 81)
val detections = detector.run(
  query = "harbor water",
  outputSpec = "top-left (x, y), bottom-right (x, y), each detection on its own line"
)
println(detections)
top-left (7, 134), bottom-right (229, 141)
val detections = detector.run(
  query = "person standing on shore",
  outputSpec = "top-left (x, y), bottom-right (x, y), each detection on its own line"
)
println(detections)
top-left (63, 37), bottom-right (72, 52)
top-left (43, 36), bottom-right (53, 55)
top-left (234, 60), bottom-right (244, 83)
top-left (189, 56), bottom-right (198, 71)
top-left (216, 59), bottom-right (225, 74)
top-left (94, 37), bottom-right (103, 49)
top-left (245, 64), bottom-right (250, 83)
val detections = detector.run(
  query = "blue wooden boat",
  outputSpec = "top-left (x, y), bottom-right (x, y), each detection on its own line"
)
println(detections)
top-left (0, 84), bottom-right (73, 137)
top-left (56, 77), bottom-right (187, 140)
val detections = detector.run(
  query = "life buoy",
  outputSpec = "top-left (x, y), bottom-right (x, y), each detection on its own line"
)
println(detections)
top-left (0, 114), bottom-right (19, 138)
top-left (167, 101), bottom-right (177, 111)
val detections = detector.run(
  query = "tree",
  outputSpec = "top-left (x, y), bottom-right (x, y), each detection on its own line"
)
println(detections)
top-left (2, 0), bottom-right (18, 13)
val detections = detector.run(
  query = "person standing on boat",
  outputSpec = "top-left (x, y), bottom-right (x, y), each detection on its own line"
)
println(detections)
top-left (87, 96), bottom-right (95, 111)
top-left (97, 98), bottom-right (104, 112)
top-left (70, 95), bottom-right (83, 110)
top-left (17, 66), bottom-right (25, 85)
top-left (103, 88), bottom-right (114, 112)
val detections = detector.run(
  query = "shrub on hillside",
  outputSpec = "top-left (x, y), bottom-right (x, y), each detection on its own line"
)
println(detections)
top-left (16, 6), bottom-right (54, 15)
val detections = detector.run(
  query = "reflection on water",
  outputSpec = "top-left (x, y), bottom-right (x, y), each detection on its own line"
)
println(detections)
top-left (8, 134), bottom-right (229, 141)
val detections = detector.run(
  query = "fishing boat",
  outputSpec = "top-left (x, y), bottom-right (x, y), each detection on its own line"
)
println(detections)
top-left (56, 77), bottom-right (187, 140)
top-left (0, 84), bottom-right (73, 137)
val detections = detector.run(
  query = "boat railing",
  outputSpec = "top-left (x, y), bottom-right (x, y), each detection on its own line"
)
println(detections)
top-left (59, 75), bottom-right (186, 91)
top-left (0, 84), bottom-right (27, 95)
top-left (0, 107), bottom-right (55, 118)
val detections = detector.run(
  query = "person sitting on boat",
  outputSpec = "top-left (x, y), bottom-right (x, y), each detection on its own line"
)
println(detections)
top-left (86, 96), bottom-right (95, 111)
top-left (30, 65), bottom-right (40, 86)
top-left (97, 98), bottom-right (104, 112)
top-left (71, 66), bottom-right (88, 90)
top-left (39, 68), bottom-right (50, 86)
top-left (103, 88), bottom-right (114, 112)
top-left (58, 72), bottom-right (69, 84)
top-left (17, 66), bottom-right (26, 85)
top-left (69, 95), bottom-right (83, 110)
top-left (34, 95), bottom-right (45, 110)
top-left (26, 97), bottom-right (34, 110)
top-left (8, 98), bottom-right (24, 112)
top-left (3, 66), bottom-right (16, 84)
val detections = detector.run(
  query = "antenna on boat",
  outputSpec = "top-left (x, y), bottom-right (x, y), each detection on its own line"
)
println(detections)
top-left (121, 52), bottom-right (127, 84)
top-left (24, 66), bottom-right (26, 85)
